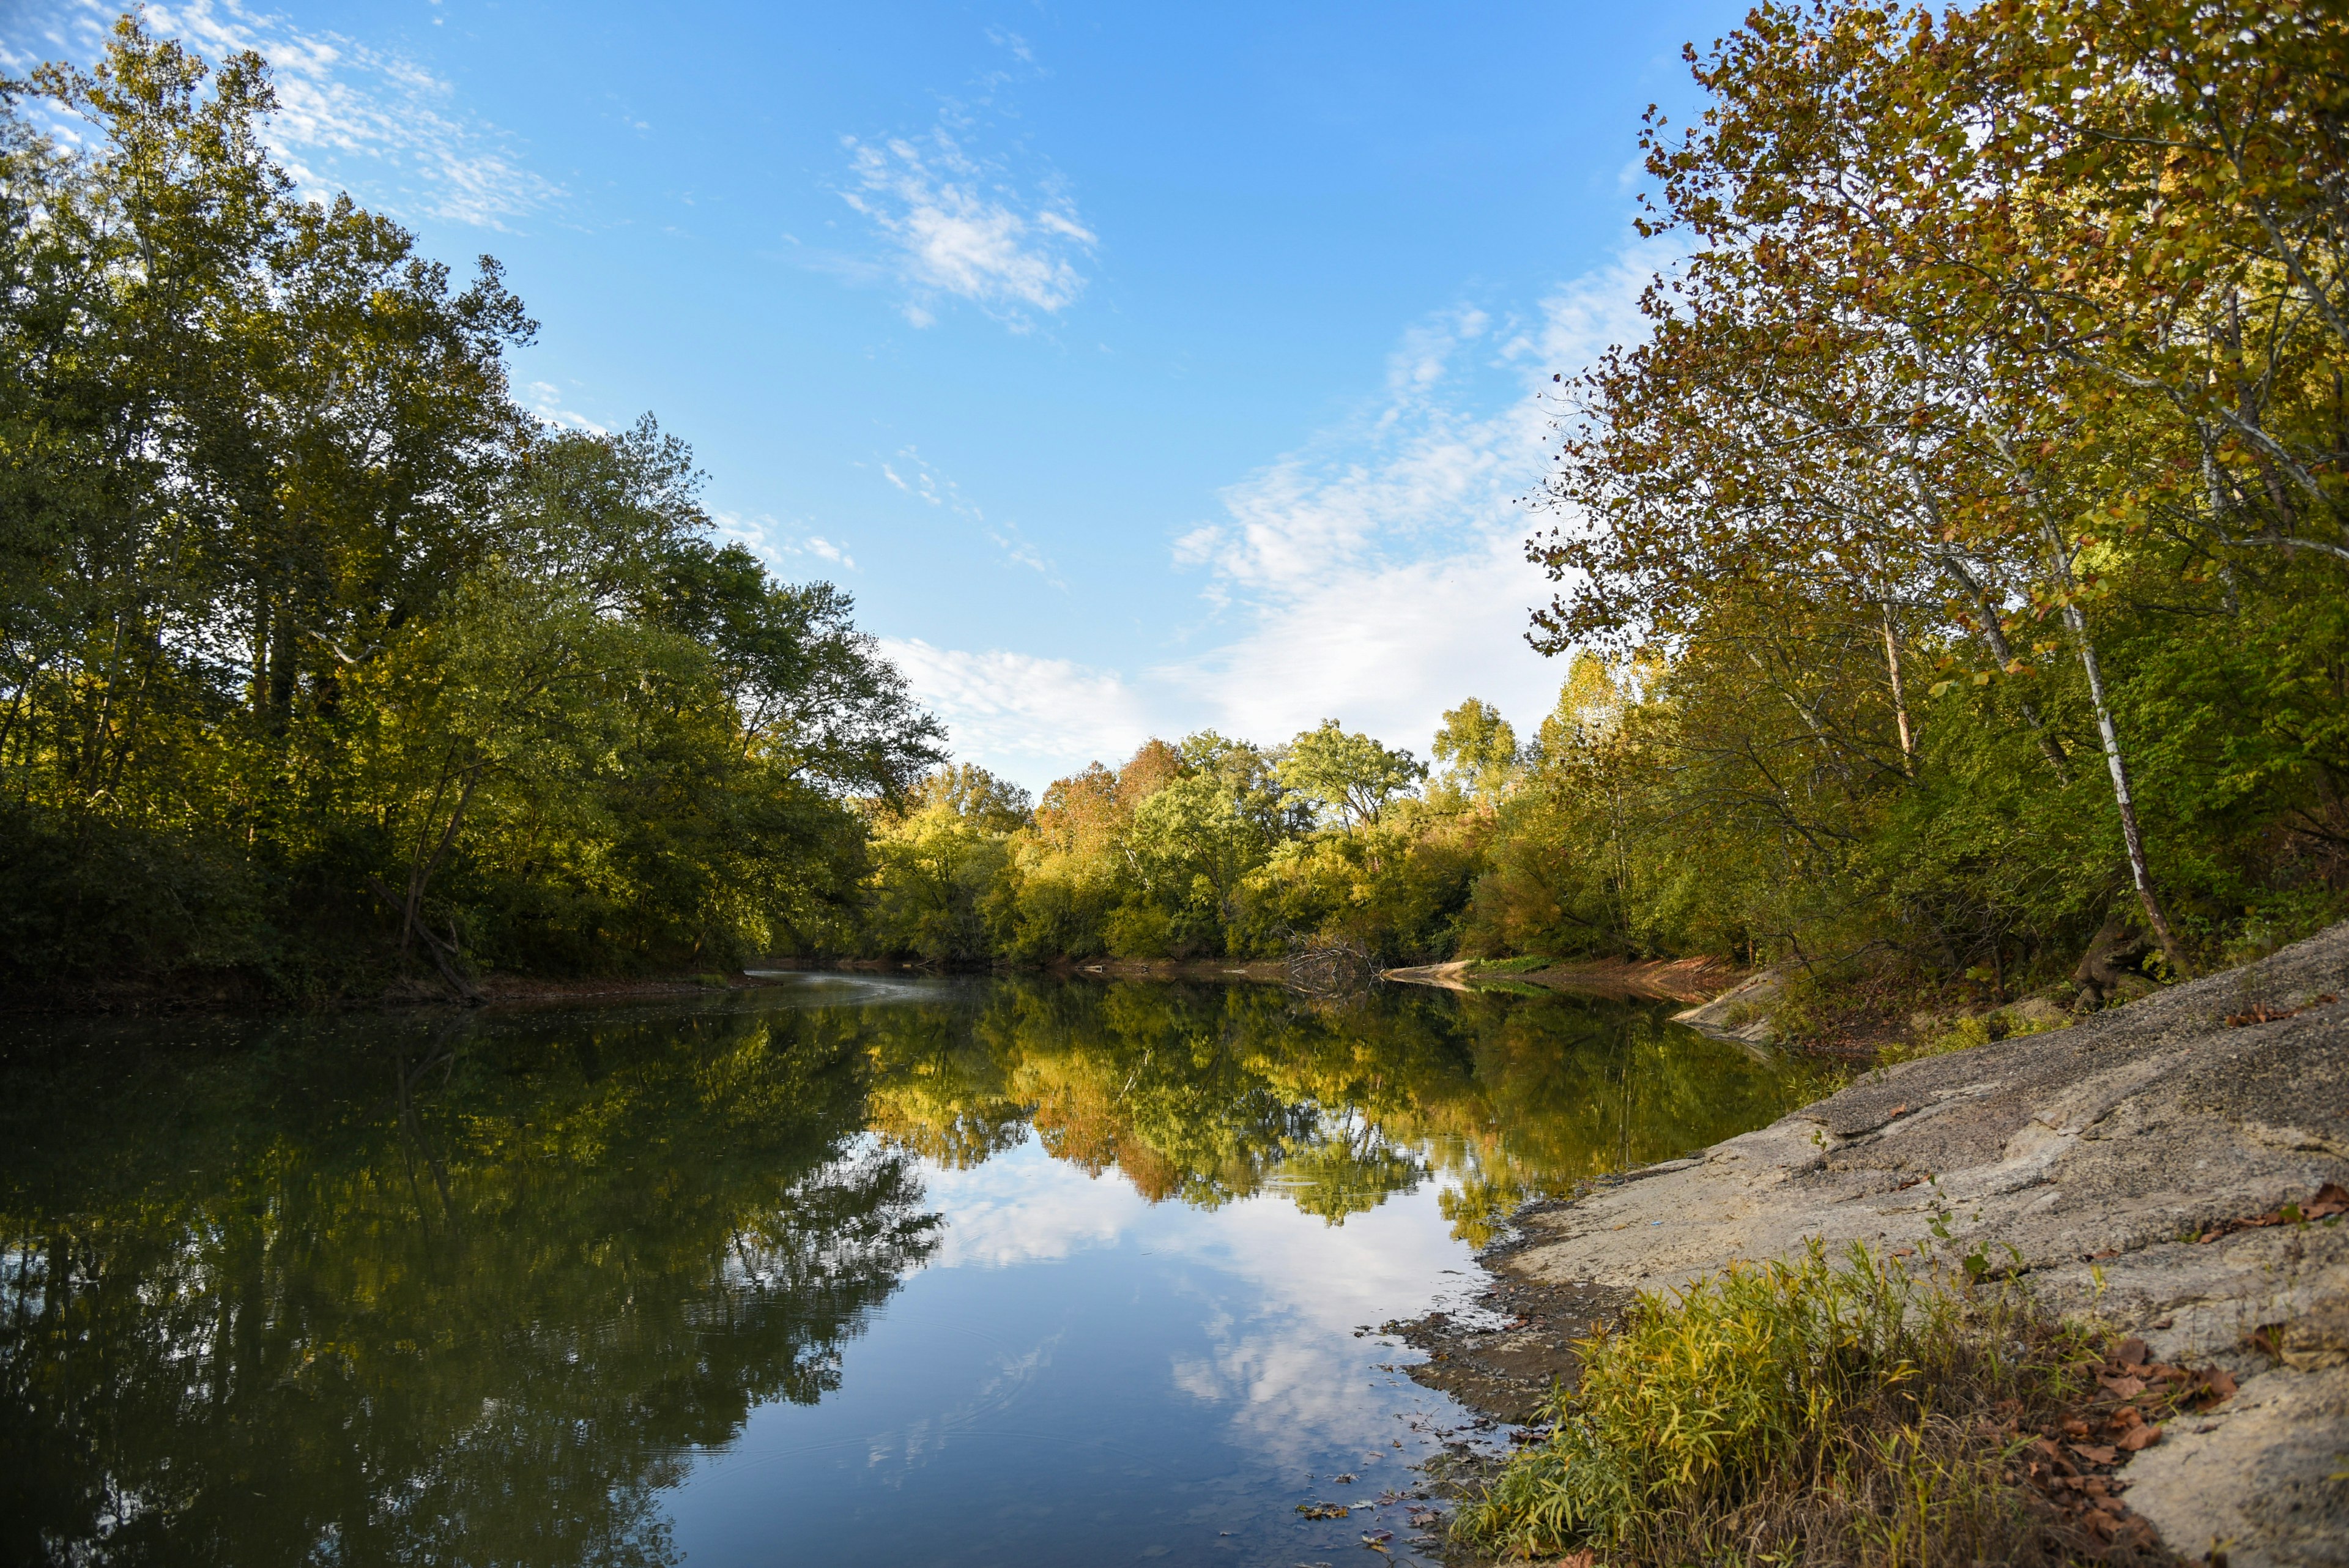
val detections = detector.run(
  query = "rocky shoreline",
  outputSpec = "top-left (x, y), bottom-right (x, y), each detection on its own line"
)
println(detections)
top-left (1403, 922), bottom-right (2349, 1568)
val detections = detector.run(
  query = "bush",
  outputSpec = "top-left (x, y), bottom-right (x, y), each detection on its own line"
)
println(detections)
top-left (1453, 1242), bottom-right (2107, 1567)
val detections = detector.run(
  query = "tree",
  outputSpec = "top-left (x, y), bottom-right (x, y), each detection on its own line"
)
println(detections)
top-left (0, 20), bottom-right (946, 992)
top-left (1431, 699), bottom-right (1521, 811)
top-left (1277, 720), bottom-right (1427, 831)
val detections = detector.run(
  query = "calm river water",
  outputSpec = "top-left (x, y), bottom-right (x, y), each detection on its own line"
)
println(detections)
top-left (0, 976), bottom-right (1818, 1567)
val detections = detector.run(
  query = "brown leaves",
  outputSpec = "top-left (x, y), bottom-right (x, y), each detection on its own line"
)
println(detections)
top-left (2225, 993), bottom-right (2337, 1027)
top-left (2008, 1329), bottom-right (2244, 1547)
top-left (2192, 1182), bottom-right (2349, 1243)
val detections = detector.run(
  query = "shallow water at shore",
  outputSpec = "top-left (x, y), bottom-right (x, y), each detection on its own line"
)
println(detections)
top-left (0, 976), bottom-right (1817, 1566)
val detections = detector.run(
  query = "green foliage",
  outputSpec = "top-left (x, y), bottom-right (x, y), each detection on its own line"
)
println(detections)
top-left (848, 726), bottom-right (1480, 965)
top-left (0, 21), bottom-right (942, 995)
top-left (1446, 0), bottom-right (2349, 992)
top-left (1431, 697), bottom-right (1523, 811)
top-left (1456, 1243), bottom-right (2106, 1566)
top-left (1277, 718), bottom-right (1427, 831)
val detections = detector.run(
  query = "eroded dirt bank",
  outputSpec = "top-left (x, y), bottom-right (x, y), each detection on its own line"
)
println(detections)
top-left (1406, 922), bottom-right (2349, 1567)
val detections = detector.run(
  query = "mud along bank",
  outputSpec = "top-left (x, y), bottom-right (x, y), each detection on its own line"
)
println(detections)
top-left (1404, 922), bottom-right (2349, 1567)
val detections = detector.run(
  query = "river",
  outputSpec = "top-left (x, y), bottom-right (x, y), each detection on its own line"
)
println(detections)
top-left (0, 975), bottom-right (1820, 1567)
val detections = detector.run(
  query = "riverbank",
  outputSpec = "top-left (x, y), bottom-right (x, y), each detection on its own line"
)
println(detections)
top-left (1408, 921), bottom-right (2349, 1567)
top-left (1384, 954), bottom-right (1737, 1003)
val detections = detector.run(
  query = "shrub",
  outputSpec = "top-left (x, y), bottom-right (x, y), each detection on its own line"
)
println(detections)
top-left (1453, 1242), bottom-right (2107, 1566)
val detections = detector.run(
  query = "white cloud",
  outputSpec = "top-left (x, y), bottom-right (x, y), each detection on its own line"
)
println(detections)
top-left (1154, 531), bottom-right (1563, 754)
top-left (839, 128), bottom-right (1093, 327)
top-left (870, 243), bottom-right (1668, 791)
top-left (713, 511), bottom-right (859, 574)
top-left (1151, 248), bottom-right (1666, 756)
top-left (23, 0), bottom-right (557, 229)
top-left (876, 447), bottom-right (1065, 587)
top-left (525, 381), bottom-right (609, 435)
top-left (879, 640), bottom-right (1152, 780)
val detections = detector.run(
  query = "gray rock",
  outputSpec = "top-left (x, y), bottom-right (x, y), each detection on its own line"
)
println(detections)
top-left (1506, 920), bottom-right (2349, 1567)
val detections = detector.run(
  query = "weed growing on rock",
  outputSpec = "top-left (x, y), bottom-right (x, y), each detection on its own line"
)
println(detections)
top-left (1452, 1242), bottom-right (2164, 1566)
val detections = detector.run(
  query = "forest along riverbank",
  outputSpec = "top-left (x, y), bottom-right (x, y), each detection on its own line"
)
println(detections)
top-left (1402, 921), bottom-right (2349, 1568)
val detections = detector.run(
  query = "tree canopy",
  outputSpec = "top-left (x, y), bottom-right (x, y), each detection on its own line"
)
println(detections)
top-left (0, 20), bottom-right (943, 996)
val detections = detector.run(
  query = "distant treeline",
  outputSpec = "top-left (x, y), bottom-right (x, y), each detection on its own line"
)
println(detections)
top-left (844, 0), bottom-right (2349, 1004)
top-left (1, 21), bottom-right (943, 997)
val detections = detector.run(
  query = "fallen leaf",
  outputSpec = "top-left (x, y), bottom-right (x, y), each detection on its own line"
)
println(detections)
top-left (2069, 1443), bottom-right (2118, 1465)
top-left (2116, 1422), bottom-right (2164, 1452)
top-left (2202, 1369), bottom-right (2238, 1401)
top-left (2099, 1374), bottom-right (2147, 1399)
top-left (2113, 1337), bottom-right (2149, 1367)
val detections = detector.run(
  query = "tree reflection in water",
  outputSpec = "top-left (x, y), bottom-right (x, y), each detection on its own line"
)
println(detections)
top-left (0, 979), bottom-right (1818, 1565)
top-left (864, 979), bottom-right (1825, 1241)
top-left (0, 1004), bottom-right (937, 1567)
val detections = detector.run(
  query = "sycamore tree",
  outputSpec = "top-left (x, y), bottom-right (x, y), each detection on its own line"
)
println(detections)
top-left (1524, 0), bottom-right (2348, 979)
top-left (1277, 721), bottom-right (1427, 831)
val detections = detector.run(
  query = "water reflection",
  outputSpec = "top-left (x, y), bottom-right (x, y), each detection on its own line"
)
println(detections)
top-left (0, 981), bottom-right (1817, 1566)
top-left (867, 979), bottom-right (1809, 1244)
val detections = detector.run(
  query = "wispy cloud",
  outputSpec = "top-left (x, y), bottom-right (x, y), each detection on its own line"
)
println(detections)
top-left (714, 511), bottom-right (859, 574)
top-left (1155, 251), bottom-right (1663, 751)
top-left (877, 447), bottom-right (1065, 587)
top-left (833, 33), bottom-right (1091, 330)
top-left (840, 128), bottom-right (1094, 327)
top-left (19, 0), bottom-right (558, 229)
top-left (879, 241), bottom-right (1668, 792)
top-left (877, 641), bottom-right (1152, 780)
top-left (525, 381), bottom-right (609, 435)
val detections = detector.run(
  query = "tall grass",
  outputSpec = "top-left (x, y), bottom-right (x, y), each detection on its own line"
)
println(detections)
top-left (1454, 1243), bottom-right (2110, 1566)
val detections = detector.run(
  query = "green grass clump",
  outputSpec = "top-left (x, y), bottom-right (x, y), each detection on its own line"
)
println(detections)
top-left (1469, 955), bottom-right (1557, 975)
top-left (1877, 1005), bottom-right (2071, 1068)
top-left (1454, 1242), bottom-right (2104, 1566)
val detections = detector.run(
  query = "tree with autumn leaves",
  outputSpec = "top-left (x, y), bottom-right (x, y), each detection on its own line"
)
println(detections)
top-left (1525, 0), bottom-right (2348, 989)
top-left (855, 0), bottom-right (2349, 992)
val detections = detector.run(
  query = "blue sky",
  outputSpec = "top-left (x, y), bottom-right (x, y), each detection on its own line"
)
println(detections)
top-left (7, 0), bottom-right (1745, 791)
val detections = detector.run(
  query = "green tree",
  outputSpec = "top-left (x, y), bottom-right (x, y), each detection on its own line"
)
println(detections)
top-left (1277, 719), bottom-right (1426, 831)
top-left (1431, 697), bottom-right (1522, 811)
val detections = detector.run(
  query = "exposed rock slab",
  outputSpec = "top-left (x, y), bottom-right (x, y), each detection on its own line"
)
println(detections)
top-left (1502, 922), bottom-right (2349, 1568)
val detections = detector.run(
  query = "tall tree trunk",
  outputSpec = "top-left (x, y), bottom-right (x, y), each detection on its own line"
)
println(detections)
top-left (2040, 522), bottom-right (2190, 976)
top-left (1877, 596), bottom-right (1914, 774)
